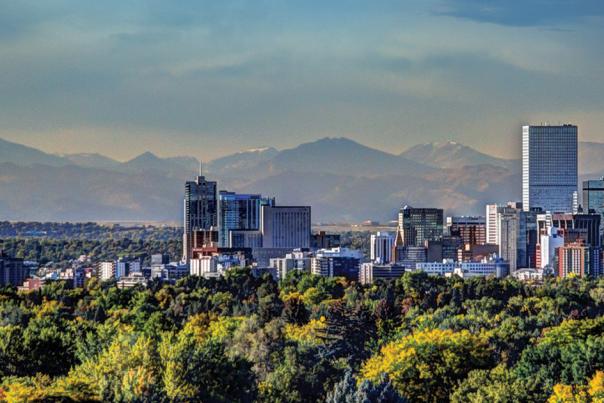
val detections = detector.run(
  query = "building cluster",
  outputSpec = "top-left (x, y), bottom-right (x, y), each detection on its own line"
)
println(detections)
top-left (364, 124), bottom-right (604, 284)
top-left (1, 124), bottom-right (603, 289)
top-left (181, 170), bottom-right (350, 281)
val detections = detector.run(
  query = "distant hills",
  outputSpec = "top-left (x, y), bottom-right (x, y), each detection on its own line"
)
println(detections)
top-left (0, 136), bottom-right (602, 223)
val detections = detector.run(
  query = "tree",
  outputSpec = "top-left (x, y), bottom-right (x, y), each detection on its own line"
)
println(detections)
top-left (360, 328), bottom-right (493, 402)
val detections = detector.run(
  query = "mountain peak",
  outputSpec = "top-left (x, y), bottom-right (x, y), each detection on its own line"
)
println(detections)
top-left (401, 140), bottom-right (517, 170)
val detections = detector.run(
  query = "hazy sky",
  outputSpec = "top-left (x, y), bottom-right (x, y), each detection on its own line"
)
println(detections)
top-left (1, 0), bottom-right (603, 161)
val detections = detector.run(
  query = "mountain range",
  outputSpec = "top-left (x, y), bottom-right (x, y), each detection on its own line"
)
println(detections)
top-left (0, 136), bottom-right (603, 223)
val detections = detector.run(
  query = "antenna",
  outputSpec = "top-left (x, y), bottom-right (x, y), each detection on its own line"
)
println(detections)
top-left (199, 160), bottom-right (203, 177)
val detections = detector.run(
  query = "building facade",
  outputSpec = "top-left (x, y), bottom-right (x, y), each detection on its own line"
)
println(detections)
top-left (522, 124), bottom-right (578, 213)
top-left (311, 247), bottom-right (362, 280)
top-left (260, 206), bottom-right (311, 249)
top-left (183, 174), bottom-right (218, 261)
top-left (486, 204), bottom-right (500, 245)
top-left (359, 263), bottom-right (407, 285)
top-left (370, 232), bottom-right (394, 264)
top-left (583, 178), bottom-right (604, 237)
top-left (218, 191), bottom-right (274, 247)
top-left (557, 242), bottom-right (590, 278)
top-left (447, 216), bottom-right (486, 246)
top-left (398, 206), bottom-right (444, 247)
top-left (0, 251), bottom-right (27, 287)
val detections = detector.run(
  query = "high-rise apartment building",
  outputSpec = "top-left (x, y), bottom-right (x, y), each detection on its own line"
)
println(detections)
top-left (557, 242), bottom-right (591, 278)
top-left (218, 191), bottom-right (274, 247)
top-left (183, 174), bottom-right (218, 261)
top-left (522, 124), bottom-right (578, 213)
top-left (260, 206), bottom-right (311, 249)
top-left (398, 206), bottom-right (444, 247)
top-left (447, 216), bottom-right (486, 246)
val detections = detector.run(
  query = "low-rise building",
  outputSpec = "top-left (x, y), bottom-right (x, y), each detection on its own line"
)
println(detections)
top-left (359, 263), bottom-right (407, 285)
top-left (416, 258), bottom-right (509, 278)
top-left (311, 247), bottom-right (363, 280)
top-left (270, 250), bottom-right (313, 280)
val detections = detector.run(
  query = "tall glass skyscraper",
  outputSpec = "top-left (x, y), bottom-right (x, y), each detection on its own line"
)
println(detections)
top-left (522, 124), bottom-right (578, 213)
top-left (218, 191), bottom-right (275, 247)
top-left (583, 178), bottom-right (604, 236)
top-left (183, 174), bottom-right (217, 261)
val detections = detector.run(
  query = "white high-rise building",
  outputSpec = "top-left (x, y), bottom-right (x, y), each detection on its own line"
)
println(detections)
top-left (370, 232), bottom-right (394, 264)
top-left (522, 124), bottom-right (578, 213)
top-left (486, 204), bottom-right (500, 245)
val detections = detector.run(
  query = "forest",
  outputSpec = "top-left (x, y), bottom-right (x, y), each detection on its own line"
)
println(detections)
top-left (1, 270), bottom-right (604, 402)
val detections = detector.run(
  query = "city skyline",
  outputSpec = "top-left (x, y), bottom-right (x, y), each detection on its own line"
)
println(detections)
top-left (1, 1), bottom-right (604, 160)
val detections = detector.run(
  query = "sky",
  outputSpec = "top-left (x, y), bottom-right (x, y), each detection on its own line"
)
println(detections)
top-left (1, 0), bottom-right (603, 161)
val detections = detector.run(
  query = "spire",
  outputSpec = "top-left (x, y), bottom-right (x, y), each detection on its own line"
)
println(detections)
top-left (199, 160), bottom-right (203, 177)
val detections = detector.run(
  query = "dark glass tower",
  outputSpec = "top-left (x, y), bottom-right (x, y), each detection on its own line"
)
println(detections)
top-left (183, 174), bottom-right (217, 261)
top-left (397, 206), bottom-right (444, 247)
top-left (218, 191), bottom-right (275, 247)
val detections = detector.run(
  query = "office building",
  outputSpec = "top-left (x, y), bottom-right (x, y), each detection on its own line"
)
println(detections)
top-left (370, 232), bottom-right (395, 264)
top-left (218, 191), bottom-right (274, 247)
top-left (192, 229), bottom-right (219, 249)
top-left (486, 204), bottom-right (500, 245)
top-left (398, 206), bottom-right (444, 246)
top-left (394, 245), bottom-right (427, 267)
top-left (230, 230), bottom-right (263, 248)
top-left (457, 244), bottom-right (499, 263)
top-left (183, 173), bottom-right (218, 261)
top-left (426, 236), bottom-right (463, 262)
top-left (583, 178), bottom-right (604, 235)
top-left (447, 216), bottom-right (486, 246)
top-left (311, 247), bottom-right (362, 280)
top-left (311, 232), bottom-right (341, 249)
top-left (522, 124), bottom-right (578, 213)
top-left (190, 254), bottom-right (246, 278)
top-left (117, 273), bottom-right (148, 289)
top-left (0, 250), bottom-right (27, 287)
top-left (417, 258), bottom-right (509, 278)
top-left (98, 259), bottom-right (138, 281)
top-left (260, 206), bottom-right (311, 249)
top-left (270, 250), bottom-right (313, 280)
top-left (359, 263), bottom-right (407, 285)
top-left (499, 204), bottom-right (539, 272)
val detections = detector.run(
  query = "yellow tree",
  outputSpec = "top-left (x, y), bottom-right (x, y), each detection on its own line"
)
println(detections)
top-left (360, 328), bottom-right (493, 402)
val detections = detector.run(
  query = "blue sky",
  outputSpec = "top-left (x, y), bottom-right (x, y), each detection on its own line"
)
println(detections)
top-left (1, 0), bottom-right (603, 160)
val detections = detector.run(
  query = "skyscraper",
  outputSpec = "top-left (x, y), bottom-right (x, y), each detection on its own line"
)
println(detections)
top-left (218, 191), bottom-right (274, 247)
top-left (398, 206), bottom-right (444, 247)
top-left (522, 124), bottom-right (578, 213)
top-left (486, 204), bottom-right (500, 245)
top-left (498, 203), bottom-right (539, 272)
top-left (183, 173), bottom-right (218, 261)
top-left (583, 178), bottom-right (604, 236)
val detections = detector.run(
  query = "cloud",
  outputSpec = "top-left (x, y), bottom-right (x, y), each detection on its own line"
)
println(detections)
top-left (0, 1), bottom-right (603, 160)
top-left (435, 0), bottom-right (604, 27)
